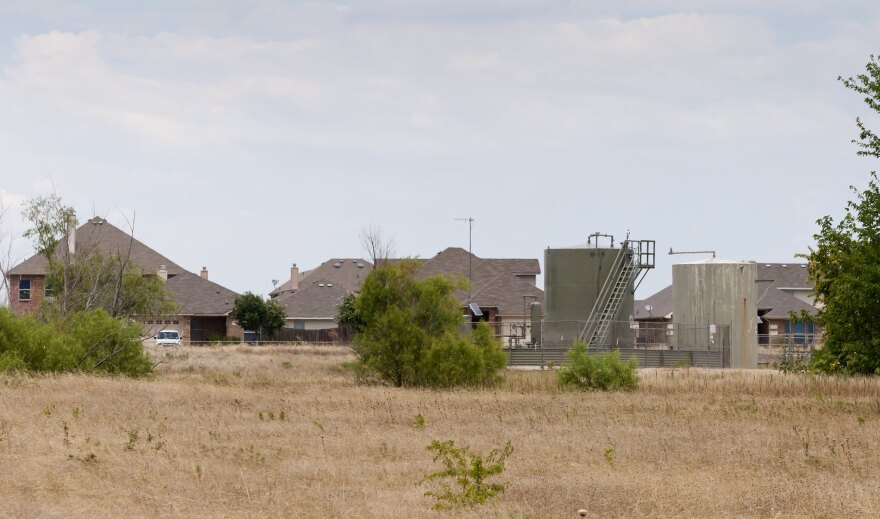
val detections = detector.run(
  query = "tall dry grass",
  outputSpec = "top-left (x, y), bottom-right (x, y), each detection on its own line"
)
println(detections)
top-left (1, 345), bottom-right (879, 518)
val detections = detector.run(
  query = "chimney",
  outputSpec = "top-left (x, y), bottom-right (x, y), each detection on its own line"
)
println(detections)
top-left (201, 267), bottom-right (209, 280)
top-left (290, 263), bottom-right (299, 291)
top-left (67, 216), bottom-right (77, 256)
top-left (158, 265), bottom-right (168, 282)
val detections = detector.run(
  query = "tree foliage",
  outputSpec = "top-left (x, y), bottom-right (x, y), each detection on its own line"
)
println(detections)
top-left (348, 259), bottom-right (506, 388)
top-left (231, 292), bottom-right (286, 340)
top-left (807, 56), bottom-right (880, 374)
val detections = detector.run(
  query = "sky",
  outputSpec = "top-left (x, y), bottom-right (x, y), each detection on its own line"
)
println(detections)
top-left (1, 0), bottom-right (879, 300)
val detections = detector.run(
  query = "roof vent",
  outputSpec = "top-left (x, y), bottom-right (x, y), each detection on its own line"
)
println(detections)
top-left (782, 265), bottom-right (788, 268)
top-left (800, 264), bottom-right (807, 268)
top-left (327, 283), bottom-right (333, 287)
top-left (333, 262), bottom-right (342, 268)
top-left (356, 263), bottom-right (365, 269)
top-left (319, 283), bottom-right (325, 287)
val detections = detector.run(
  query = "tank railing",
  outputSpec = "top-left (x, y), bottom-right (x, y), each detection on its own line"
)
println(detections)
top-left (578, 242), bottom-right (635, 344)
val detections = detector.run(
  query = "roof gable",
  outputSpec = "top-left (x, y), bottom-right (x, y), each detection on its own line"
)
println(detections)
top-left (8, 217), bottom-right (184, 276)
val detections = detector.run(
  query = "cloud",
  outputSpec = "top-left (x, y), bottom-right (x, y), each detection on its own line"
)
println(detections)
top-left (1, 10), bottom-right (875, 160)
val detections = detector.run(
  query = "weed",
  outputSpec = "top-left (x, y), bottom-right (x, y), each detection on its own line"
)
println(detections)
top-left (282, 362), bottom-right (293, 369)
top-left (62, 421), bottom-right (71, 446)
top-left (71, 406), bottom-right (83, 419)
top-left (42, 404), bottom-right (56, 417)
top-left (604, 444), bottom-right (616, 467)
top-left (414, 414), bottom-right (426, 429)
top-left (125, 429), bottom-right (140, 451)
top-left (258, 411), bottom-right (264, 421)
top-left (421, 439), bottom-right (513, 509)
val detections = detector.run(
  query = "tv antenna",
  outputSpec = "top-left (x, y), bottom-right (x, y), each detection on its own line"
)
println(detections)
top-left (455, 217), bottom-right (476, 302)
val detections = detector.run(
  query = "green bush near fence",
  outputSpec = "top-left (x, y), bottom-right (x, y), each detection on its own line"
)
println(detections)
top-left (557, 341), bottom-right (639, 391)
top-left (0, 307), bottom-right (152, 376)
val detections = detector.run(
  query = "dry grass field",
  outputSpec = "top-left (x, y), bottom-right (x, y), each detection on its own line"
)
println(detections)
top-left (2, 345), bottom-right (880, 518)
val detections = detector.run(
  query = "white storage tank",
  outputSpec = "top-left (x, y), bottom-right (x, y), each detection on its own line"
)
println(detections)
top-left (672, 259), bottom-right (758, 368)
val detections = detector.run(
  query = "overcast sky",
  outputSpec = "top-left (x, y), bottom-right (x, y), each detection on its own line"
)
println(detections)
top-left (1, 0), bottom-right (879, 299)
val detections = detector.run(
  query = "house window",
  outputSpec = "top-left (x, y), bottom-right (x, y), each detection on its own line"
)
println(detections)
top-left (45, 284), bottom-right (54, 298)
top-left (173, 320), bottom-right (179, 324)
top-left (18, 279), bottom-right (31, 301)
top-left (293, 320), bottom-right (305, 330)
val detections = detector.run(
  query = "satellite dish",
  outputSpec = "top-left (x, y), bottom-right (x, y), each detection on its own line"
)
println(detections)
top-left (645, 304), bottom-right (653, 311)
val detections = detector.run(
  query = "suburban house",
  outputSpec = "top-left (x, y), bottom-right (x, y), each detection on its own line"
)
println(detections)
top-left (270, 247), bottom-right (543, 341)
top-left (6, 216), bottom-right (242, 343)
top-left (634, 262), bottom-right (821, 344)
top-left (270, 258), bottom-right (372, 331)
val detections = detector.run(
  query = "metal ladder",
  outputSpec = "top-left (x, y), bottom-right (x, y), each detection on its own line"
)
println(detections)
top-left (579, 240), bottom-right (655, 347)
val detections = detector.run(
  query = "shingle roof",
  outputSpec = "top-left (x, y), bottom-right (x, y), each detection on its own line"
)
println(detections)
top-left (756, 263), bottom-right (811, 288)
top-left (7, 217), bottom-right (237, 316)
top-left (274, 247), bottom-right (544, 321)
top-left (8, 217), bottom-right (185, 276)
top-left (270, 259), bottom-right (371, 297)
top-left (165, 271), bottom-right (238, 316)
top-left (469, 271), bottom-right (544, 316)
top-left (634, 285), bottom-right (673, 320)
top-left (757, 287), bottom-right (817, 319)
top-left (275, 279), bottom-right (351, 319)
top-left (416, 248), bottom-right (544, 315)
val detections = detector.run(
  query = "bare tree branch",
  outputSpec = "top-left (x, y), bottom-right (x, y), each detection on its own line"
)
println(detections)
top-left (360, 224), bottom-right (395, 267)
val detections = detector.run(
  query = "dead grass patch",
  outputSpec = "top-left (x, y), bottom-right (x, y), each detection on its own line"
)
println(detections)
top-left (1, 346), bottom-right (879, 517)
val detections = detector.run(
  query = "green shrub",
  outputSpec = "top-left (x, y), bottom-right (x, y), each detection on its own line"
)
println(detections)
top-left (557, 341), bottom-right (639, 391)
top-left (0, 308), bottom-right (151, 376)
top-left (421, 439), bottom-right (513, 509)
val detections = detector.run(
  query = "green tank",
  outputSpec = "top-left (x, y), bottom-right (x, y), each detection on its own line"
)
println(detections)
top-left (543, 244), bottom-right (635, 348)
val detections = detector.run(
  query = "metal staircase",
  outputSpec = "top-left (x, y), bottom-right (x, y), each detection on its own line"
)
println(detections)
top-left (579, 240), bottom-right (655, 347)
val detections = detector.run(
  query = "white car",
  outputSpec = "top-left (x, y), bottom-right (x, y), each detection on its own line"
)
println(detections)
top-left (155, 330), bottom-right (183, 347)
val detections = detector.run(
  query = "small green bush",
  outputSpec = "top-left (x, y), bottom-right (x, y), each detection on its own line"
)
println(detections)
top-left (421, 439), bottom-right (513, 509)
top-left (0, 308), bottom-right (151, 376)
top-left (557, 341), bottom-right (639, 391)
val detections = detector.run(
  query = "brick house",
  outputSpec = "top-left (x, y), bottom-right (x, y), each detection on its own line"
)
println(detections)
top-left (6, 217), bottom-right (242, 343)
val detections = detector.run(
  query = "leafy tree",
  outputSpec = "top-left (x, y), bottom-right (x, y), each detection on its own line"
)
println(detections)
top-left (231, 292), bottom-right (286, 340)
top-left (350, 259), bottom-right (506, 388)
top-left (335, 292), bottom-right (365, 332)
top-left (806, 56), bottom-right (880, 374)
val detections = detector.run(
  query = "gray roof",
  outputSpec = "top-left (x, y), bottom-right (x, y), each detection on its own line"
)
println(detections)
top-left (415, 248), bottom-right (544, 316)
top-left (9, 217), bottom-right (185, 276)
top-left (756, 263), bottom-right (811, 288)
top-left (166, 271), bottom-right (238, 316)
top-left (276, 279), bottom-right (351, 319)
top-left (634, 285), bottom-right (673, 320)
top-left (270, 258), bottom-right (371, 297)
top-left (7, 217), bottom-right (237, 316)
top-left (274, 247), bottom-right (543, 321)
